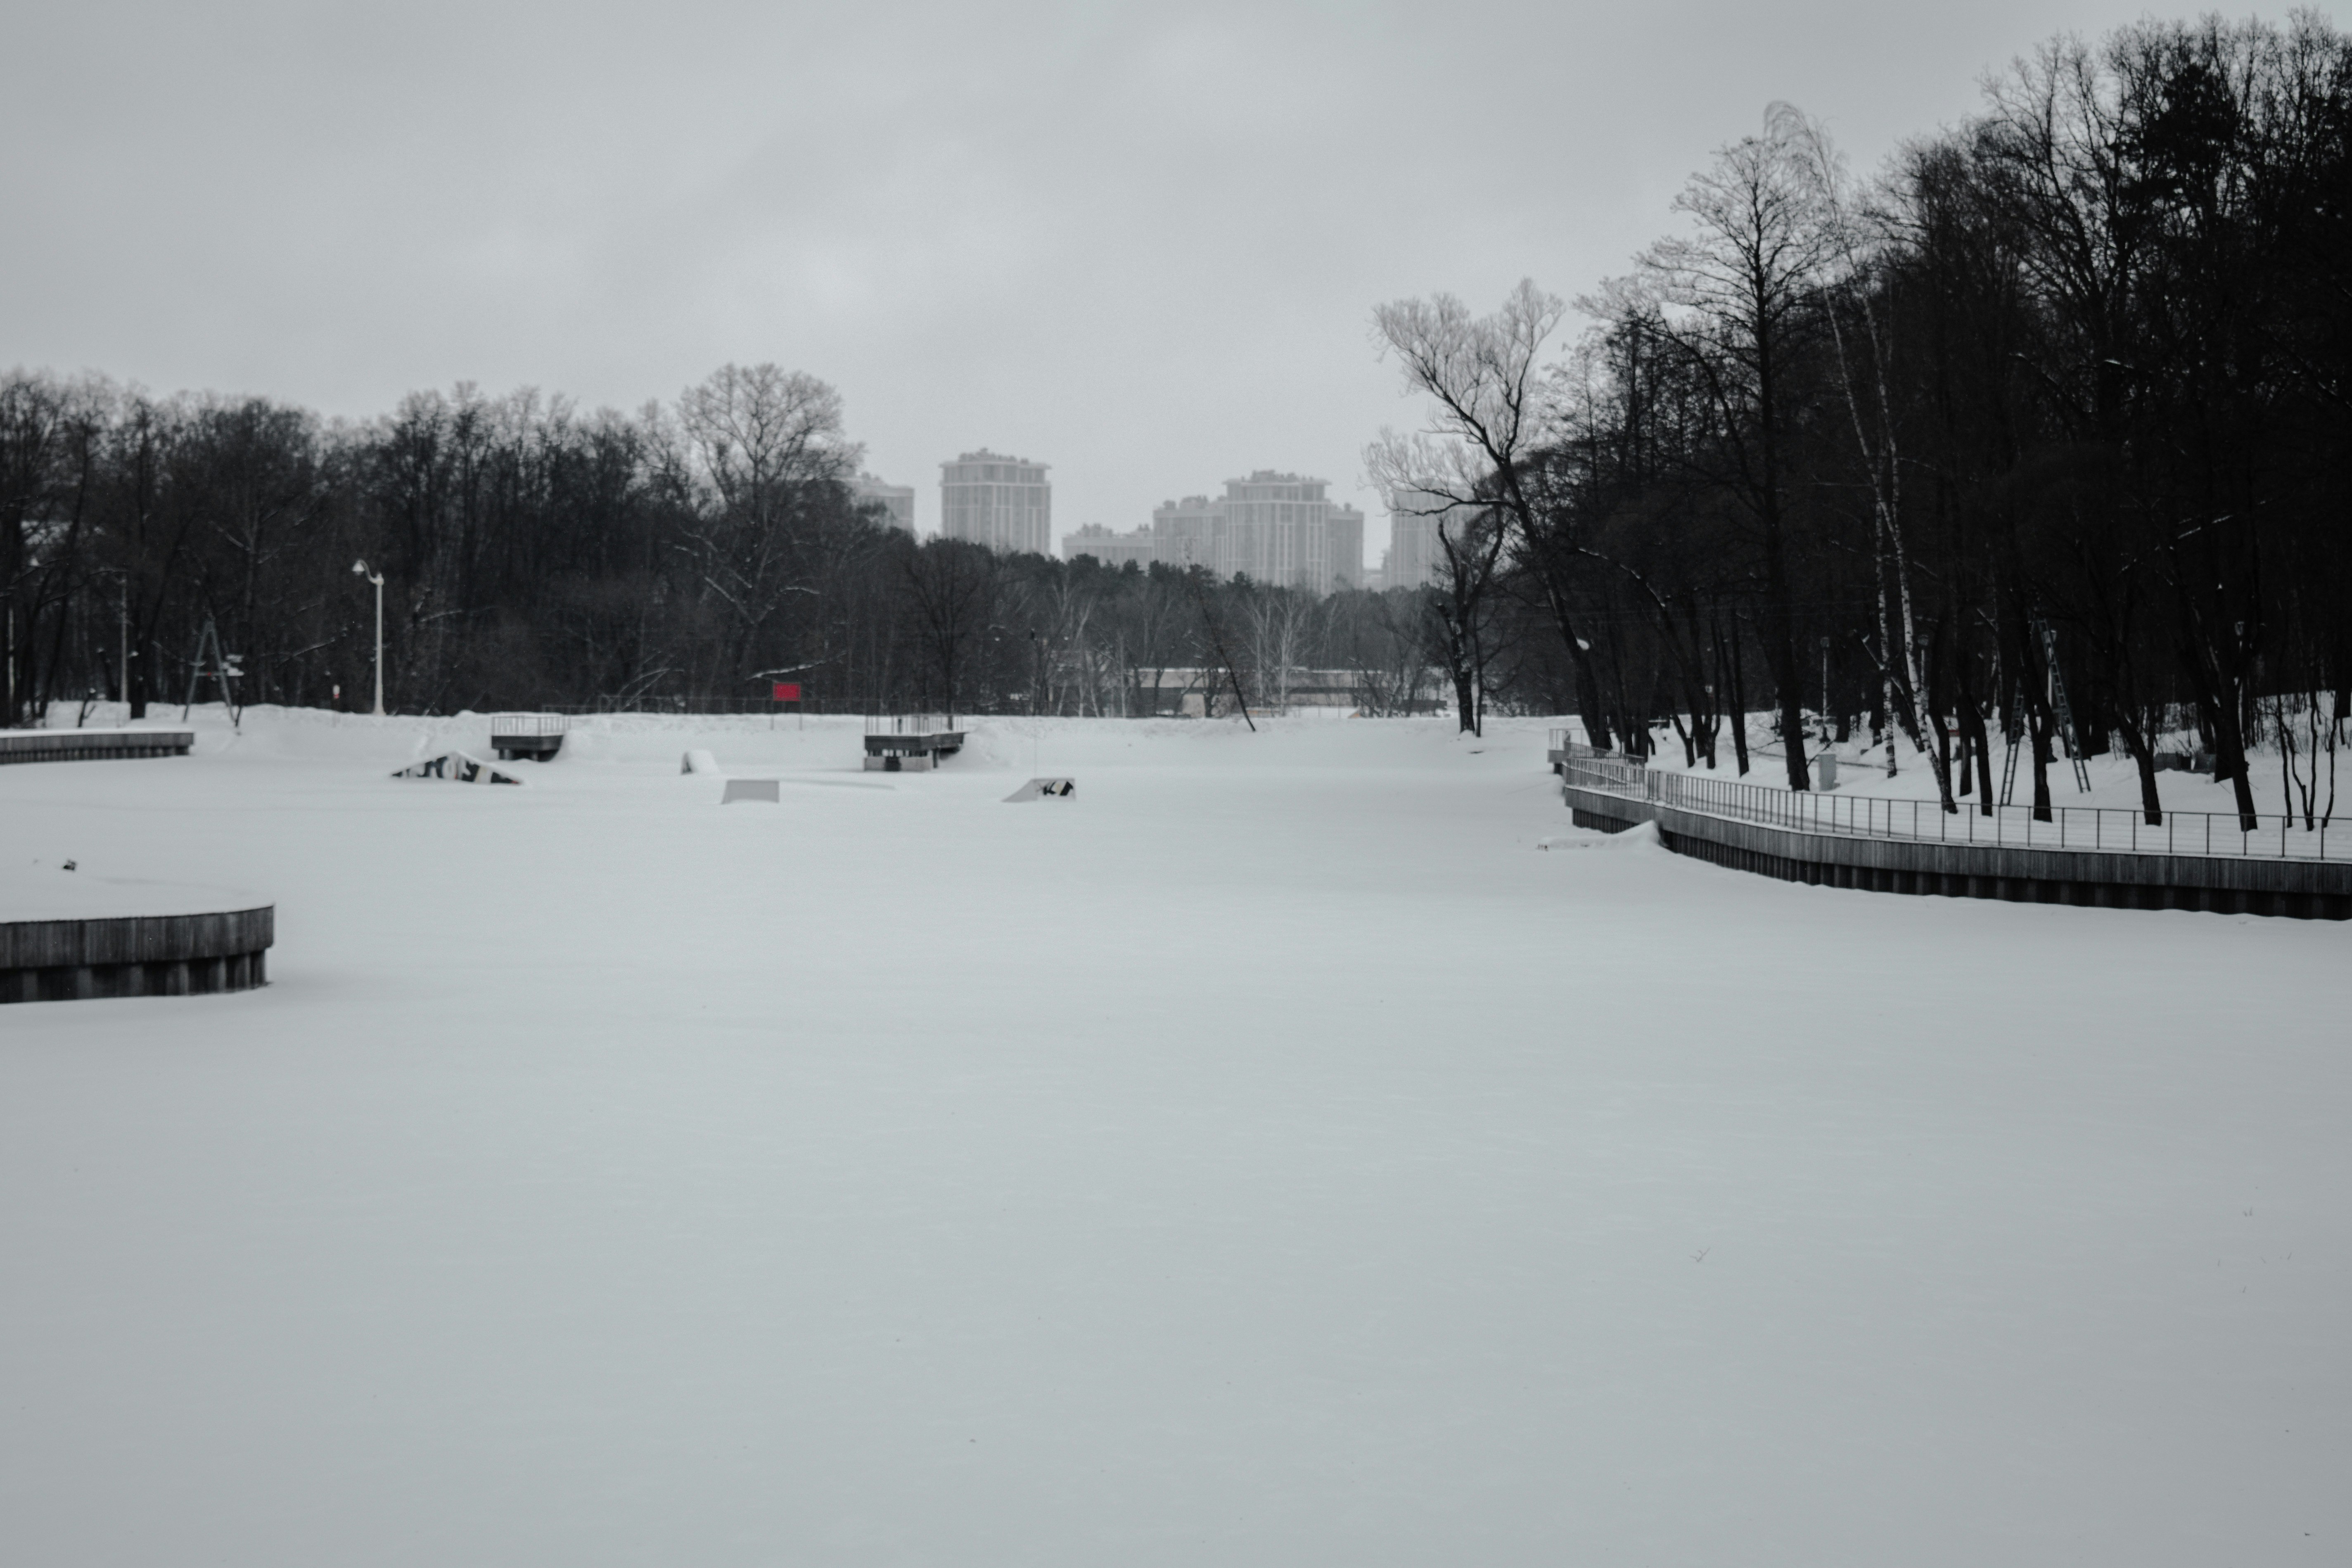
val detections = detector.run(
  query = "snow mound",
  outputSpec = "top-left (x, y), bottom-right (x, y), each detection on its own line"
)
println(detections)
top-left (1538, 819), bottom-right (1662, 852)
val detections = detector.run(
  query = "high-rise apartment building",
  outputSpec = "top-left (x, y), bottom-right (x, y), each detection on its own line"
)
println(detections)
top-left (1385, 488), bottom-right (1475, 591)
top-left (1060, 524), bottom-right (1155, 568)
top-left (1326, 504), bottom-right (1365, 590)
top-left (940, 450), bottom-right (1050, 555)
top-left (852, 472), bottom-right (916, 534)
top-left (1150, 494), bottom-right (1221, 572)
top-left (1218, 471), bottom-right (1330, 588)
top-left (1150, 472), bottom-right (1365, 593)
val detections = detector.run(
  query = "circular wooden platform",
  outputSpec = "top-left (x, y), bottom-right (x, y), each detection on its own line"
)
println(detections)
top-left (1, 872), bottom-right (273, 1004)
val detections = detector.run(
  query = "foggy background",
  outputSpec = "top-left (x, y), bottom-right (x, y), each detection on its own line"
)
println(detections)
top-left (9, 0), bottom-right (2347, 560)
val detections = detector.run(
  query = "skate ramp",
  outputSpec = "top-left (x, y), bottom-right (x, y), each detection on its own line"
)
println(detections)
top-left (392, 751), bottom-right (523, 785)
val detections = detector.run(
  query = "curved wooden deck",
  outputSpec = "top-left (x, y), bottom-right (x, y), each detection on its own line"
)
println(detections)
top-left (0, 729), bottom-right (194, 765)
top-left (2, 901), bottom-right (274, 1003)
top-left (1562, 780), bottom-right (2352, 920)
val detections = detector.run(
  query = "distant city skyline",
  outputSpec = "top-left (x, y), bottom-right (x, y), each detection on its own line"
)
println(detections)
top-left (1056, 471), bottom-right (1365, 592)
top-left (10, 1), bottom-right (2283, 584)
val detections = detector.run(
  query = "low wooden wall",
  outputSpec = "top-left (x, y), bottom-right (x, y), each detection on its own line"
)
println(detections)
top-left (0, 905), bottom-right (274, 1003)
top-left (0, 730), bottom-right (194, 765)
top-left (1562, 783), bottom-right (2352, 920)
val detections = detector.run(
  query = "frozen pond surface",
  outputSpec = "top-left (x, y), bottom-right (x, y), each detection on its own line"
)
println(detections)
top-left (2, 711), bottom-right (2345, 1566)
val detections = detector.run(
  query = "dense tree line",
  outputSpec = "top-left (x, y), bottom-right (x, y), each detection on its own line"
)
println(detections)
top-left (0, 365), bottom-right (1430, 724)
top-left (1374, 13), bottom-right (2350, 826)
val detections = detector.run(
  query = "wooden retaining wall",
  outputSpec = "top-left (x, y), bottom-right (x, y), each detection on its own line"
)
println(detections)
top-left (1562, 783), bottom-right (2352, 920)
top-left (0, 906), bottom-right (274, 1003)
top-left (0, 730), bottom-right (194, 765)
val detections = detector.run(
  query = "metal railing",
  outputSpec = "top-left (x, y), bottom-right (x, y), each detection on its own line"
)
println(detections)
top-left (1549, 727), bottom-right (1637, 757)
top-left (1556, 740), bottom-right (2344, 863)
top-left (486, 711), bottom-right (569, 735)
top-left (865, 713), bottom-right (960, 735)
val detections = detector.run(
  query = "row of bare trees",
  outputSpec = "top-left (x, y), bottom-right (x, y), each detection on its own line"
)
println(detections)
top-left (1370, 13), bottom-right (2351, 828)
top-left (0, 362), bottom-right (1443, 723)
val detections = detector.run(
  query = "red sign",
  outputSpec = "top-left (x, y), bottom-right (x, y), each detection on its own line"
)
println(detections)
top-left (772, 683), bottom-right (802, 702)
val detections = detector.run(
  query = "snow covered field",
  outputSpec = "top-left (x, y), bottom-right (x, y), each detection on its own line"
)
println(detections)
top-left (2, 710), bottom-right (2345, 1566)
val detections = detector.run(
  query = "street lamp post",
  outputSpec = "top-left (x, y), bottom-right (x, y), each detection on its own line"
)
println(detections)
top-left (351, 560), bottom-right (385, 715)
top-left (1819, 634), bottom-right (1832, 742)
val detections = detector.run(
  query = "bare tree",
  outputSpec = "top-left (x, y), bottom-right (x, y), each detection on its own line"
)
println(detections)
top-left (1606, 115), bottom-right (1842, 789)
top-left (1366, 279), bottom-right (1565, 735)
top-left (898, 536), bottom-right (996, 714)
top-left (0, 371), bottom-right (74, 723)
top-left (1239, 584), bottom-right (1320, 712)
top-left (1783, 102), bottom-right (1957, 810)
top-left (675, 364), bottom-right (861, 682)
top-left (1117, 567), bottom-right (1187, 716)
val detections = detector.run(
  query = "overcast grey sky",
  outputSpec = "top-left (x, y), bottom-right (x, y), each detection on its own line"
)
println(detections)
top-left (7, 1), bottom-right (2345, 560)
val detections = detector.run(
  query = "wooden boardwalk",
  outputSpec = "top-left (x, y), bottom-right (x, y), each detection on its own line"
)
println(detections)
top-left (0, 729), bottom-right (194, 765)
top-left (1562, 780), bottom-right (2352, 920)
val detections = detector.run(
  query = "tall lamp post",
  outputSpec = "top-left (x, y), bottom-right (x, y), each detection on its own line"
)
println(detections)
top-left (1819, 634), bottom-right (1832, 743)
top-left (351, 560), bottom-right (385, 715)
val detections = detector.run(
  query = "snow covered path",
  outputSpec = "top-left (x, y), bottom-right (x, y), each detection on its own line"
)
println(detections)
top-left (3, 713), bottom-right (2345, 1566)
